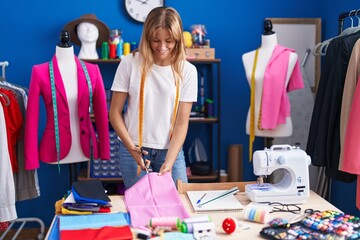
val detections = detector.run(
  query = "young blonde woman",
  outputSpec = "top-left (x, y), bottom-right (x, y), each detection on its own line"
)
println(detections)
top-left (109, 7), bottom-right (198, 189)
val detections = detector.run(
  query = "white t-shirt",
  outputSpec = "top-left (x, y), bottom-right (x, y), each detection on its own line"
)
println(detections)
top-left (111, 52), bottom-right (198, 149)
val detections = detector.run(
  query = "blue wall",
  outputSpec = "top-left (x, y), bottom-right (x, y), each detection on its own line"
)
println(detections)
top-left (2, 0), bottom-right (359, 227)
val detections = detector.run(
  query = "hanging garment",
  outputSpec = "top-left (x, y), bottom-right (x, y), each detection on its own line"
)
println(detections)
top-left (0, 81), bottom-right (40, 201)
top-left (273, 66), bottom-right (314, 151)
top-left (124, 172), bottom-right (190, 228)
top-left (260, 45), bottom-right (304, 130)
top-left (339, 38), bottom-right (360, 170)
top-left (307, 32), bottom-right (360, 182)
top-left (0, 101), bottom-right (17, 222)
top-left (24, 55), bottom-right (110, 170)
top-left (341, 74), bottom-right (360, 174)
top-left (0, 87), bottom-right (23, 172)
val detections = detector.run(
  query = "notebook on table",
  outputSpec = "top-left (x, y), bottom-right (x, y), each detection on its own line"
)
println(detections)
top-left (186, 188), bottom-right (244, 213)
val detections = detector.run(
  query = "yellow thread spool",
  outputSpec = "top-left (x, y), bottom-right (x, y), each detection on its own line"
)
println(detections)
top-left (123, 42), bottom-right (130, 55)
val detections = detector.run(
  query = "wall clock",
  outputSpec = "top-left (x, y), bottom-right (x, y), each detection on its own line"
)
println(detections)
top-left (125, 0), bottom-right (165, 23)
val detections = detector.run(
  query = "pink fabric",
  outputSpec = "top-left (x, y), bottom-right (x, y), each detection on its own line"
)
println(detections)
top-left (341, 75), bottom-right (360, 173)
top-left (124, 172), bottom-right (190, 228)
top-left (260, 45), bottom-right (304, 130)
top-left (24, 55), bottom-right (110, 170)
top-left (357, 177), bottom-right (360, 210)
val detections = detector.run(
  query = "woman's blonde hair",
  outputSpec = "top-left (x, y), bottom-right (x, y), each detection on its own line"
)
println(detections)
top-left (138, 6), bottom-right (186, 81)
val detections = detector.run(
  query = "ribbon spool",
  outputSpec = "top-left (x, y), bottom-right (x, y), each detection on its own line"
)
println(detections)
top-left (101, 42), bottom-right (109, 59)
top-left (123, 42), bottom-right (130, 55)
top-left (149, 217), bottom-right (180, 230)
top-left (180, 215), bottom-right (211, 233)
top-left (243, 204), bottom-right (270, 224)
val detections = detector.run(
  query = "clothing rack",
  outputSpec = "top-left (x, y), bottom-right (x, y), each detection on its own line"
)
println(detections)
top-left (338, 10), bottom-right (359, 34)
top-left (0, 61), bottom-right (45, 240)
top-left (0, 61), bottom-right (9, 80)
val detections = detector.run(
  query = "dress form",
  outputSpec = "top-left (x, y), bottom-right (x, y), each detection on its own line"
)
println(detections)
top-left (48, 31), bottom-right (88, 165)
top-left (242, 21), bottom-right (298, 137)
top-left (77, 22), bottom-right (100, 59)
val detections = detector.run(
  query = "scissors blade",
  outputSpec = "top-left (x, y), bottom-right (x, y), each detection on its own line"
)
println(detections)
top-left (141, 147), bottom-right (149, 173)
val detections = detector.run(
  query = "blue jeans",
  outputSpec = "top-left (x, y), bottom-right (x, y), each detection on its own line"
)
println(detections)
top-left (118, 141), bottom-right (188, 189)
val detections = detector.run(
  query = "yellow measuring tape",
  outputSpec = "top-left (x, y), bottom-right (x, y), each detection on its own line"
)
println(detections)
top-left (137, 69), bottom-right (180, 175)
top-left (249, 49), bottom-right (259, 161)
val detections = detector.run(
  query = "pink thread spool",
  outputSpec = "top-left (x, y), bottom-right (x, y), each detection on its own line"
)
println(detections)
top-left (149, 217), bottom-right (180, 230)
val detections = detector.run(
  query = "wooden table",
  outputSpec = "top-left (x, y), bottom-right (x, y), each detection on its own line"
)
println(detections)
top-left (46, 190), bottom-right (341, 239)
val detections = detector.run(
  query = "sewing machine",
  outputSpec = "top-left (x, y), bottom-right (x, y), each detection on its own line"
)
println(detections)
top-left (245, 145), bottom-right (311, 204)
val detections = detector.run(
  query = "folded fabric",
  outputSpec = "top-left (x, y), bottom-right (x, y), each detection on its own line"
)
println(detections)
top-left (124, 172), bottom-right (190, 227)
top-left (163, 232), bottom-right (195, 240)
top-left (59, 212), bottom-right (129, 231)
top-left (72, 179), bottom-right (110, 205)
top-left (47, 215), bottom-right (60, 240)
top-left (60, 225), bottom-right (133, 240)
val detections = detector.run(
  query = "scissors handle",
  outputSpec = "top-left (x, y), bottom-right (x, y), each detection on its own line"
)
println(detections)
top-left (141, 147), bottom-right (152, 173)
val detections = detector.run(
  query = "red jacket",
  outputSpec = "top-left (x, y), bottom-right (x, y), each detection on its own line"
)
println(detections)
top-left (24, 55), bottom-right (110, 170)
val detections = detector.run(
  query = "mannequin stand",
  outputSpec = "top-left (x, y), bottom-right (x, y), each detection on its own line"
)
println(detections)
top-left (68, 163), bottom-right (78, 187)
top-left (264, 137), bottom-right (273, 148)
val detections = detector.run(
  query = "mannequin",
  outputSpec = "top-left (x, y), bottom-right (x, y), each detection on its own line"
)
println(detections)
top-left (24, 30), bottom-right (110, 171)
top-left (242, 20), bottom-right (299, 138)
top-left (77, 22), bottom-right (100, 59)
top-left (48, 31), bottom-right (87, 165)
top-left (63, 14), bottom-right (110, 60)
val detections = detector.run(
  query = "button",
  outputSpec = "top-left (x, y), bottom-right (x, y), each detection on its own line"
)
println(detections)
top-left (81, 130), bottom-right (85, 135)
top-left (80, 117), bottom-right (84, 121)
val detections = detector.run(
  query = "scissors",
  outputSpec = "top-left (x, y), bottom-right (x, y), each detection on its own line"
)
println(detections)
top-left (141, 147), bottom-right (152, 174)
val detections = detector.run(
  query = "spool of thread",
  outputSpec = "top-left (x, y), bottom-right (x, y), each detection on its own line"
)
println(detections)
top-left (116, 41), bottom-right (123, 58)
top-left (123, 42), bottom-right (130, 55)
top-left (130, 41), bottom-right (138, 52)
top-left (109, 44), bottom-right (116, 59)
top-left (243, 204), bottom-right (270, 224)
top-left (149, 217), bottom-right (180, 230)
top-left (101, 42), bottom-right (109, 60)
top-left (205, 99), bottom-right (214, 118)
top-left (180, 215), bottom-right (211, 233)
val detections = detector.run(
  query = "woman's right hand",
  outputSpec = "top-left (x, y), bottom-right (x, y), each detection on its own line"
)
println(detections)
top-left (128, 145), bottom-right (149, 171)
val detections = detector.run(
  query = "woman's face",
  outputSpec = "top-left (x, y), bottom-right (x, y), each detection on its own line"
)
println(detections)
top-left (150, 28), bottom-right (176, 66)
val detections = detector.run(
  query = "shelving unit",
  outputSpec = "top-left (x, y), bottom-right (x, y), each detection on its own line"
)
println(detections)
top-left (81, 57), bottom-right (221, 183)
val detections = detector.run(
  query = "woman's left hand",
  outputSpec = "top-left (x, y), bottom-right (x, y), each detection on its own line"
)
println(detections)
top-left (158, 162), bottom-right (172, 176)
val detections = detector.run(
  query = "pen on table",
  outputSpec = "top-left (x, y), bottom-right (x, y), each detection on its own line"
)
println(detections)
top-left (198, 187), bottom-right (239, 207)
top-left (196, 193), bottom-right (207, 204)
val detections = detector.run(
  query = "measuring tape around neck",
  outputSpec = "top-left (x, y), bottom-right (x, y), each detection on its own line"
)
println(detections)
top-left (137, 67), bottom-right (180, 175)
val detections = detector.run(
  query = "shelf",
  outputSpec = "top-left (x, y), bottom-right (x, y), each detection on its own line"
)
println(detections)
top-left (82, 59), bottom-right (121, 64)
top-left (77, 169), bottom-right (122, 182)
top-left (91, 114), bottom-right (218, 123)
top-left (188, 172), bottom-right (218, 182)
top-left (77, 168), bottom-right (217, 183)
top-left (189, 117), bottom-right (218, 123)
top-left (82, 58), bottom-right (221, 64)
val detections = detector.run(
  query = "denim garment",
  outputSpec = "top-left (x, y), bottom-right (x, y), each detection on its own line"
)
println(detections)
top-left (118, 141), bottom-right (188, 189)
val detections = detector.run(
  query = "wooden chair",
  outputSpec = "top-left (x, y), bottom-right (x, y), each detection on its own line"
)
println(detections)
top-left (176, 180), bottom-right (257, 194)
